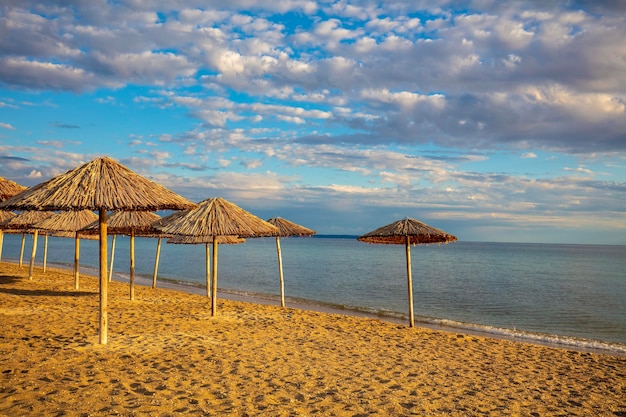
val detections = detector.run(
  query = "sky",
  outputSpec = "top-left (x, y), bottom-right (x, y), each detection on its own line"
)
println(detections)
top-left (0, 0), bottom-right (625, 244)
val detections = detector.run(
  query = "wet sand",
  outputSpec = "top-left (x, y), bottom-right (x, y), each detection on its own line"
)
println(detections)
top-left (1, 262), bottom-right (624, 416)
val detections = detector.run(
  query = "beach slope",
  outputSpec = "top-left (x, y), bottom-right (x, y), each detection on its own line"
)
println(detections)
top-left (0, 262), bottom-right (624, 416)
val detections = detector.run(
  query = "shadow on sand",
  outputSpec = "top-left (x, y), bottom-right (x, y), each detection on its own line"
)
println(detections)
top-left (0, 274), bottom-right (95, 297)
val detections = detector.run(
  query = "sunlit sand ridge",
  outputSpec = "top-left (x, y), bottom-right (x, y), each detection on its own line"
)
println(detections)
top-left (0, 262), bottom-right (624, 416)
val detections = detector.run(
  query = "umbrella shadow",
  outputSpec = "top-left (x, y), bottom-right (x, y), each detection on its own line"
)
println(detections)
top-left (0, 274), bottom-right (94, 297)
top-left (0, 274), bottom-right (21, 285)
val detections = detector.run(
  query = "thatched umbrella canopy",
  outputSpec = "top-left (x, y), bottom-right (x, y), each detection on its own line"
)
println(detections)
top-left (82, 210), bottom-right (163, 300)
top-left (0, 176), bottom-right (27, 201)
top-left (0, 210), bottom-right (16, 223)
top-left (0, 210), bottom-right (56, 230)
top-left (33, 210), bottom-right (98, 289)
top-left (267, 217), bottom-right (316, 237)
top-left (0, 156), bottom-right (196, 344)
top-left (155, 197), bottom-right (279, 316)
top-left (357, 217), bottom-right (457, 328)
top-left (1, 210), bottom-right (55, 279)
top-left (166, 234), bottom-right (245, 298)
top-left (267, 217), bottom-right (316, 307)
top-left (34, 209), bottom-right (98, 234)
top-left (167, 235), bottom-right (245, 244)
top-left (0, 177), bottom-right (27, 262)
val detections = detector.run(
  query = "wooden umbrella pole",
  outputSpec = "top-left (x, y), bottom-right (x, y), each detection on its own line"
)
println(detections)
top-left (28, 230), bottom-right (38, 280)
top-left (406, 235), bottom-right (414, 328)
top-left (211, 236), bottom-right (218, 316)
top-left (205, 242), bottom-right (211, 298)
top-left (108, 235), bottom-right (116, 282)
top-left (74, 233), bottom-right (80, 289)
top-left (43, 234), bottom-right (48, 272)
top-left (0, 230), bottom-right (3, 262)
top-left (152, 237), bottom-right (161, 289)
top-left (99, 210), bottom-right (108, 345)
top-left (129, 229), bottom-right (135, 301)
top-left (19, 233), bottom-right (25, 267)
top-left (276, 236), bottom-right (285, 308)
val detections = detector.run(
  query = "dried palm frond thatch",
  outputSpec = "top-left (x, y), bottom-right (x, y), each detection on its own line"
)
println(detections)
top-left (51, 231), bottom-right (98, 240)
top-left (167, 235), bottom-right (245, 244)
top-left (0, 156), bottom-right (195, 345)
top-left (0, 210), bottom-right (16, 224)
top-left (155, 197), bottom-right (280, 316)
top-left (357, 217), bottom-right (457, 245)
top-left (358, 217), bottom-right (457, 328)
top-left (266, 217), bottom-right (316, 307)
top-left (266, 217), bottom-right (316, 237)
top-left (34, 209), bottom-right (98, 233)
top-left (0, 177), bottom-right (27, 261)
top-left (1, 210), bottom-right (56, 279)
top-left (33, 210), bottom-right (99, 289)
top-left (0, 177), bottom-right (27, 202)
top-left (1, 210), bottom-right (56, 230)
top-left (82, 210), bottom-right (162, 236)
top-left (0, 157), bottom-right (196, 212)
top-left (155, 197), bottom-right (279, 238)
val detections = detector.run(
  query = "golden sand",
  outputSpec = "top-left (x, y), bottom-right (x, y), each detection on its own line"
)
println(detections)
top-left (0, 262), bottom-right (624, 416)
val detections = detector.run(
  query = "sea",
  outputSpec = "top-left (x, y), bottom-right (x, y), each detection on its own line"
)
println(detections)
top-left (2, 233), bottom-right (625, 355)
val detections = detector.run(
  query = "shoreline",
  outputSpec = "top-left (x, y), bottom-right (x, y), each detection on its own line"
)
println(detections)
top-left (30, 259), bottom-right (626, 356)
top-left (151, 278), bottom-right (626, 357)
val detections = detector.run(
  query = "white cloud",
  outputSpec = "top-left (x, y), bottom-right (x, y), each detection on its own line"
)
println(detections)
top-left (0, 57), bottom-right (117, 92)
top-left (0, 122), bottom-right (15, 130)
top-left (277, 115), bottom-right (305, 124)
top-left (240, 159), bottom-right (263, 169)
top-left (194, 109), bottom-right (242, 127)
top-left (0, 101), bottom-right (18, 109)
top-left (499, 23), bottom-right (534, 49)
top-left (27, 170), bottom-right (42, 179)
top-left (520, 84), bottom-right (625, 120)
top-left (92, 51), bottom-right (195, 84)
top-left (564, 166), bottom-right (593, 175)
top-left (361, 89), bottom-right (446, 110)
top-left (314, 19), bottom-right (360, 45)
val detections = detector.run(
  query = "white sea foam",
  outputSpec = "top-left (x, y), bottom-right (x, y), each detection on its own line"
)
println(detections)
top-left (422, 317), bottom-right (626, 356)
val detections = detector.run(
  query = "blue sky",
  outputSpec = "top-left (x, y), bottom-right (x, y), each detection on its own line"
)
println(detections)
top-left (1, 0), bottom-right (625, 244)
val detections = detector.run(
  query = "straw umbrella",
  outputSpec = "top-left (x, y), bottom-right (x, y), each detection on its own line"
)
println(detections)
top-left (83, 211), bottom-right (162, 300)
top-left (0, 176), bottom-right (27, 201)
top-left (33, 210), bottom-right (98, 289)
top-left (0, 177), bottom-right (27, 262)
top-left (357, 217), bottom-right (457, 328)
top-left (1, 210), bottom-right (55, 279)
top-left (166, 234), bottom-right (245, 297)
top-left (0, 156), bottom-right (196, 344)
top-left (155, 197), bottom-right (279, 316)
top-left (266, 217), bottom-right (316, 307)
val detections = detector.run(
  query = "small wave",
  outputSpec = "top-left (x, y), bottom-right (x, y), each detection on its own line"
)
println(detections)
top-left (421, 317), bottom-right (626, 356)
top-left (150, 282), bottom-right (626, 356)
top-left (204, 289), bottom-right (626, 356)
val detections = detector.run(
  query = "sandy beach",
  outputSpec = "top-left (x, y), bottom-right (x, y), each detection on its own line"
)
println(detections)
top-left (0, 262), bottom-right (624, 416)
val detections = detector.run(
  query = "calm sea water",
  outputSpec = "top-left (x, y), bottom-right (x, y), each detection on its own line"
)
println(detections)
top-left (2, 233), bottom-right (625, 353)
